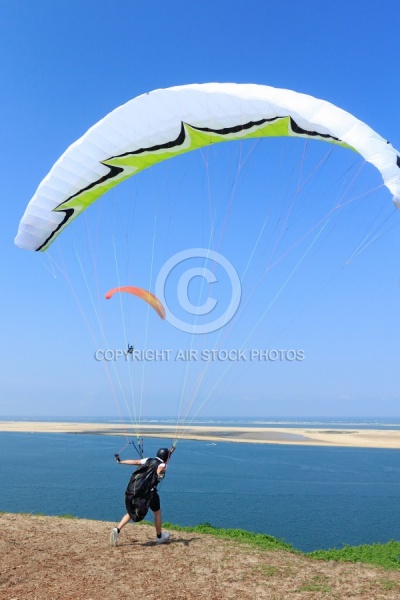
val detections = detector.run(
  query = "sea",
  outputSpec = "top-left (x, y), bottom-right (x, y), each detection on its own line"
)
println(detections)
top-left (1, 417), bottom-right (399, 553)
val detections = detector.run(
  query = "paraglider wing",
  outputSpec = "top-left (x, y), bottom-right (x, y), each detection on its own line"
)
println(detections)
top-left (15, 83), bottom-right (400, 252)
top-left (105, 286), bottom-right (166, 320)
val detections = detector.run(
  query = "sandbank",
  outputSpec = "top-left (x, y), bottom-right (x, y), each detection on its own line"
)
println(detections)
top-left (0, 421), bottom-right (399, 448)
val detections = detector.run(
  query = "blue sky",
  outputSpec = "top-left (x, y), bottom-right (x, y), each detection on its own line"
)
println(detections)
top-left (1, 0), bottom-right (400, 419)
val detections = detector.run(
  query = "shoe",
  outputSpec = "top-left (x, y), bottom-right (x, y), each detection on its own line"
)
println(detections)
top-left (110, 527), bottom-right (119, 546)
top-left (155, 532), bottom-right (170, 544)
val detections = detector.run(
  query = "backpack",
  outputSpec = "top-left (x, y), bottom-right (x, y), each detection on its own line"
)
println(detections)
top-left (125, 458), bottom-right (162, 522)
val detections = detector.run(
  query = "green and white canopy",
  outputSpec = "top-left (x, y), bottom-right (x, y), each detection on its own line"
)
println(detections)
top-left (15, 83), bottom-right (400, 251)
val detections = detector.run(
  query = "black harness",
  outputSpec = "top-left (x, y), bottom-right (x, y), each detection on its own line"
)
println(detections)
top-left (125, 458), bottom-right (163, 522)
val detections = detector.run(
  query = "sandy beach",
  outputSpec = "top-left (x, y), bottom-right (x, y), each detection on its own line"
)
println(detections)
top-left (1, 421), bottom-right (399, 448)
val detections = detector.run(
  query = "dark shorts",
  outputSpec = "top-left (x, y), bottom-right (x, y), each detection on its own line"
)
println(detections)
top-left (149, 491), bottom-right (160, 512)
top-left (125, 491), bottom-right (160, 521)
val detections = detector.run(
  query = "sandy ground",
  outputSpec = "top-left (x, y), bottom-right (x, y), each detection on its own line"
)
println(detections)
top-left (1, 513), bottom-right (400, 600)
top-left (1, 421), bottom-right (400, 448)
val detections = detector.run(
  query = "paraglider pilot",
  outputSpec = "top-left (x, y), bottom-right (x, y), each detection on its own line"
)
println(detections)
top-left (110, 447), bottom-right (173, 546)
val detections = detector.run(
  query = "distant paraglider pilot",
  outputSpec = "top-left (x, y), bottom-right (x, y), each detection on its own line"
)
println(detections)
top-left (127, 344), bottom-right (134, 355)
top-left (110, 447), bottom-right (172, 546)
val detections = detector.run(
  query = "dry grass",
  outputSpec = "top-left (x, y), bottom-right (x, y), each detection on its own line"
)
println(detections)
top-left (1, 513), bottom-right (400, 599)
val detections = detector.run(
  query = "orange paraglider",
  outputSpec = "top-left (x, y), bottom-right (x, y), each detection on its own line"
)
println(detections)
top-left (105, 286), bottom-right (166, 320)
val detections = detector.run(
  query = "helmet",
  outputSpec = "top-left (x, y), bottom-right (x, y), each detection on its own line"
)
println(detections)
top-left (156, 448), bottom-right (169, 462)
